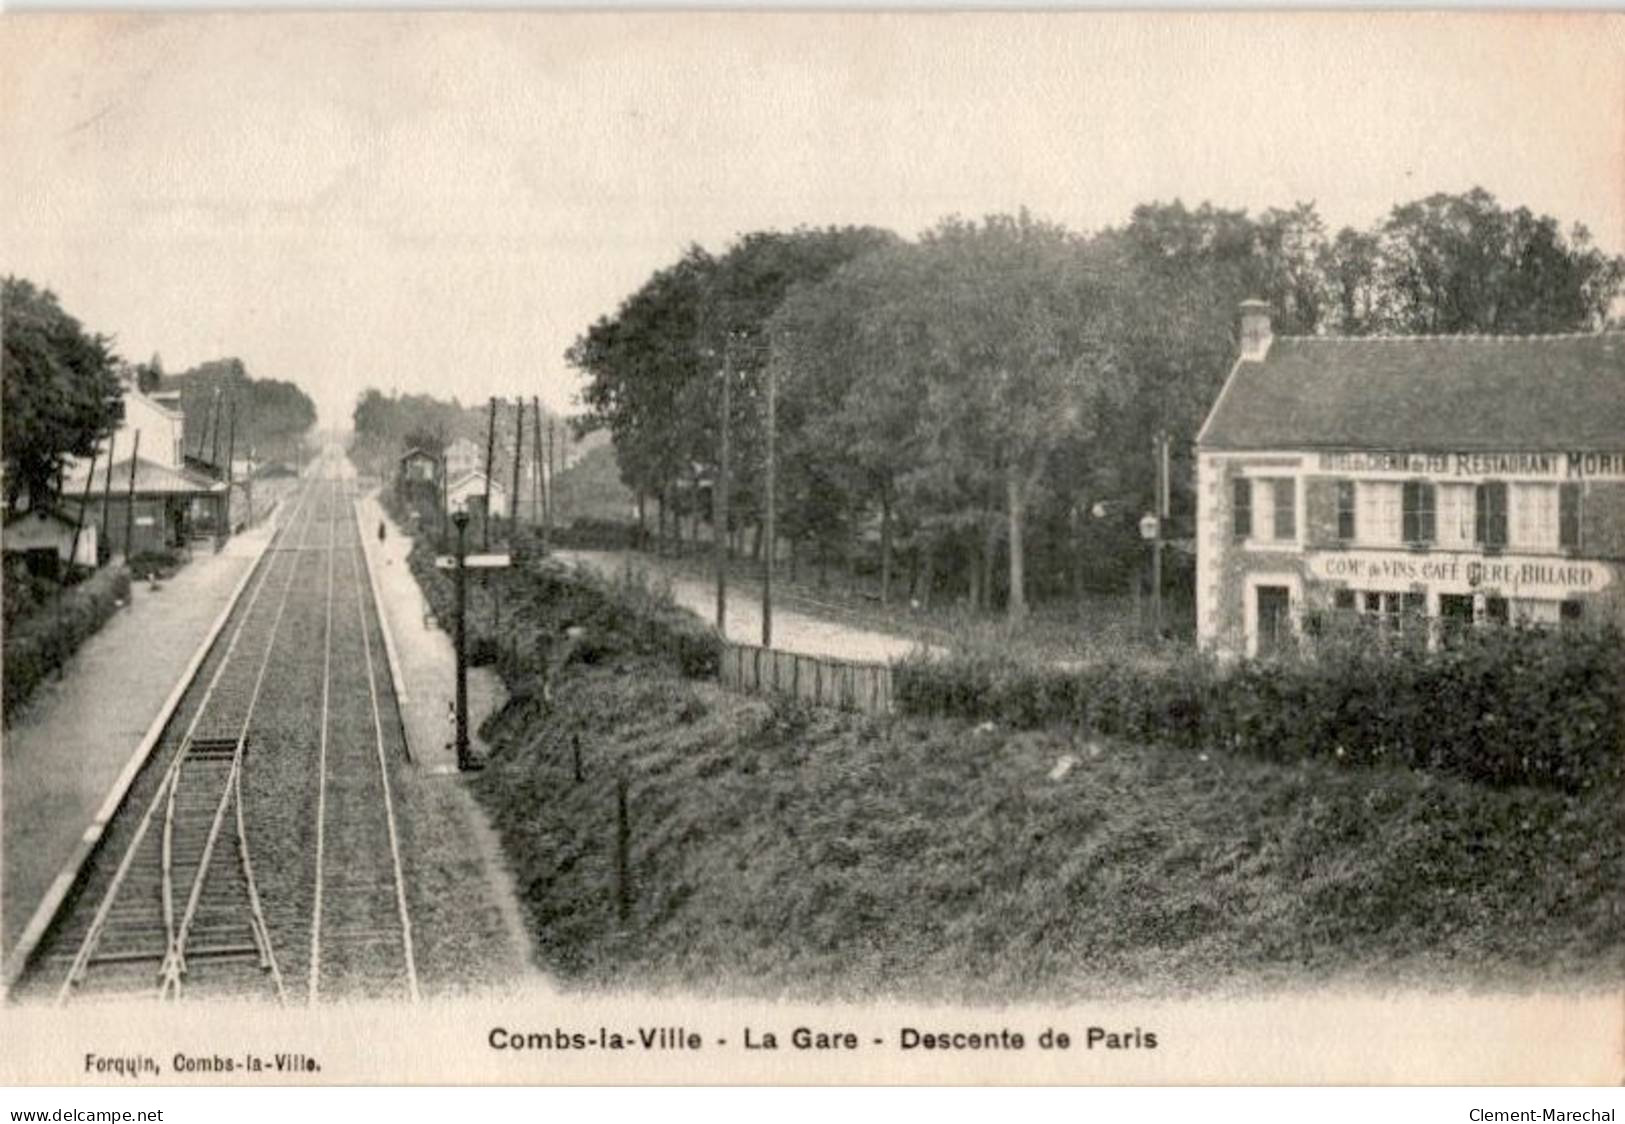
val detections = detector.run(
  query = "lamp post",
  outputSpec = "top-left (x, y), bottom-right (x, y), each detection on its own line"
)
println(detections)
top-left (451, 508), bottom-right (474, 772)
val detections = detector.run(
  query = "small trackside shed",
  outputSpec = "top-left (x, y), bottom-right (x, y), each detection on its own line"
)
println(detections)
top-left (1194, 300), bottom-right (1625, 659)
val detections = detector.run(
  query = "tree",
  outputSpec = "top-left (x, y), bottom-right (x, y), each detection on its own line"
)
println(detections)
top-left (1, 277), bottom-right (121, 514)
top-left (1323, 227), bottom-right (1381, 334)
top-left (135, 352), bottom-right (164, 394)
top-left (1371, 188), bottom-right (1623, 334)
top-left (161, 358), bottom-right (317, 469)
top-left (570, 245), bottom-right (716, 545)
top-left (772, 242), bottom-right (926, 598)
top-left (569, 227), bottom-right (899, 557)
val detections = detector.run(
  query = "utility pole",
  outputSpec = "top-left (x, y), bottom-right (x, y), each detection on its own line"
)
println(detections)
top-left (510, 396), bottom-right (524, 551)
top-left (209, 387), bottom-right (222, 469)
top-left (763, 333), bottom-right (777, 649)
top-left (1151, 431), bottom-right (1170, 639)
top-left (715, 339), bottom-right (731, 633)
top-left (100, 432), bottom-right (118, 557)
top-left (531, 396), bottom-right (544, 528)
top-left (124, 430), bottom-right (142, 558)
top-left (483, 396), bottom-right (496, 551)
top-left (548, 417), bottom-right (558, 528)
top-left (223, 398), bottom-right (237, 540)
top-left (68, 448), bottom-right (98, 572)
top-left (451, 510), bottom-right (474, 772)
top-left (194, 390), bottom-right (212, 459)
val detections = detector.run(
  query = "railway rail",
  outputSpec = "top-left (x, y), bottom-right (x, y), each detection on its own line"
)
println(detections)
top-left (15, 460), bottom-right (420, 1004)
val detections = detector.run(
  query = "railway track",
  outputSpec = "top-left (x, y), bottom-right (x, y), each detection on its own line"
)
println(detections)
top-left (308, 483), bottom-right (419, 1003)
top-left (16, 460), bottom-right (420, 1005)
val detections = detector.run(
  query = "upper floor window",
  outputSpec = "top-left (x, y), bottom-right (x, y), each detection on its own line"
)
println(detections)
top-left (1232, 477), bottom-right (1252, 540)
top-left (1357, 481), bottom-right (1402, 545)
top-left (1267, 478), bottom-right (1296, 541)
top-left (1402, 481), bottom-right (1436, 545)
top-left (1336, 480), bottom-right (1356, 540)
top-left (1438, 483), bottom-right (1475, 548)
top-left (1234, 476), bottom-right (1296, 544)
top-left (1510, 482), bottom-right (1558, 551)
top-left (1475, 481), bottom-right (1508, 549)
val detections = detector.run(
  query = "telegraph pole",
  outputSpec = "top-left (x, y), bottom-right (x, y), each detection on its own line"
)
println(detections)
top-left (223, 398), bottom-right (237, 539)
top-left (483, 397), bottom-right (496, 551)
top-left (715, 339), bottom-right (731, 633)
top-left (452, 510), bottom-right (474, 771)
top-left (531, 396), bottom-right (544, 529)
top-left (548, 417), bottom-right (558, 527)
top-left (209, 387), bottom-right (223, 469)
top-left (762, 334), bottom-right (777, 649)
top-left (123, 430), bottom-right (141, 558)
top-left (68, 448), bottom-right (97, 572)
top-left (1151, 431), bottom-right (1170, 638)
top-left (510, 396), bottom-right (524, 551)
top-left (100, 432), bottom-right (118, 555)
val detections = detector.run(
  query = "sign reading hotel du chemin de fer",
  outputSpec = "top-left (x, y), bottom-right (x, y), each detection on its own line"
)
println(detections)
top-left (1316, 450), bottom-right (1625, 481)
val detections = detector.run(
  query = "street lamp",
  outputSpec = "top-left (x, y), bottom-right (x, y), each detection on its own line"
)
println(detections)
top-left (450, 507), bottom-right (477, 772)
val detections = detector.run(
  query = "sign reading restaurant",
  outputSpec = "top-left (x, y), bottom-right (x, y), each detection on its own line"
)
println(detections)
top-left (1316, 450), bottom-right (1625, 480)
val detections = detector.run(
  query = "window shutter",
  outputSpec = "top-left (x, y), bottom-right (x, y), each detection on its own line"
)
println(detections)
top-left (1559, 483), bottom-right (1582, 550)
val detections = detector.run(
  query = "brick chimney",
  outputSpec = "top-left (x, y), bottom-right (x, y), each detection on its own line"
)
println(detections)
top-left (1238, 299), bottom-right (1273, 361)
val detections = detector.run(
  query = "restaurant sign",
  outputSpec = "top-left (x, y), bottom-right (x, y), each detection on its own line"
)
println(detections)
top-left (1316, 450), bottom-right (1625, 481)
top-left (1308, 550), bottom-right (1615, 596)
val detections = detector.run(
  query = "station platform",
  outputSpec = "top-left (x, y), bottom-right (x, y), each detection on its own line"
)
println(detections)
top-left (354, 494), bottom-right (506, 774)
top-left (2, 519), bottom-right (277, 971)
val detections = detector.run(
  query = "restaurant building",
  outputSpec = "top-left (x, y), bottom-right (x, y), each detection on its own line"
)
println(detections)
top-left (1194, 301), bottom-right (1625, 658)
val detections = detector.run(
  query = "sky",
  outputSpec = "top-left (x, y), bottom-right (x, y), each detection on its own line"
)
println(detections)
top-left (2, 11), bottom-right (1622, 430)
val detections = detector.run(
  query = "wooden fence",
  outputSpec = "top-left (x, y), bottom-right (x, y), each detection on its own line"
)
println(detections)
top-left (718, 641), bottom-right (894, 716)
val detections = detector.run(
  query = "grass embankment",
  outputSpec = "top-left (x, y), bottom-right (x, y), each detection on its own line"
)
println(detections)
top-left (462, 563), bottom-right (1623, 1001)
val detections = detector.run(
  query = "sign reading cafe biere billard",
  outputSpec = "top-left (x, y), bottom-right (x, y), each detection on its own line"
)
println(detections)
top-left (1309, 551), bottom-right (1613, 596)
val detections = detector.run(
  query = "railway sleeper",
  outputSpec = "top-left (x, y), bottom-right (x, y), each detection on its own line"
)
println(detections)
top-left (186, 736), bottom-right (244, 759)
top-left (183, 944), bottom-right (263, 962)
top-left (88, 946), bottom-right (167, 966)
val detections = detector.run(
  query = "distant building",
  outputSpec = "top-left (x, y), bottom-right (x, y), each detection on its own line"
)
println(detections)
top-left (62, 380), bottom-right (227, 557)
top-left (398, 447), bottom-right (440, 485)
top-left (1194, 300), bottom-right (1625, 658)
top-left (445, 437), bottom-right (483, 481)
top-left (3, 508), bottom-right (97, 572)
top-left (447, 471), bottom-right (508, 519)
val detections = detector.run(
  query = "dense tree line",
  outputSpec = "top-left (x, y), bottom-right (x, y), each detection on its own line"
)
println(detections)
top-left (159, 358), bottom-right (316, 470)
top-left (567, 190), bottom-right (1624, 620)
top-left (348, 388), bottom-right (571, 484)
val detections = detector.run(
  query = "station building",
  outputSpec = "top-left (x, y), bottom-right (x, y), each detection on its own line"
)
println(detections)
top-left (1194, 301), bottom-right (1625, 658)
top-left (60, 381), bottom-right (227, 558)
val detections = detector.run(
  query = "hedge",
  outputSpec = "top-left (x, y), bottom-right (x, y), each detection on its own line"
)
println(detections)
top-left (400, 529), bottom-right (721, 689)
top-left (893, 624), bottom-right (1624, 792)
top-left (3, 564), bottom-right (133, 723)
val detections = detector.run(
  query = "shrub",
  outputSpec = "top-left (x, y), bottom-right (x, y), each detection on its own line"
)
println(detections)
top-left (128, 549), bottom-right (186, 581)
top-left (3, 563), bottom-right (133, 723)
top-left (894, 623), bottom-right (1623, 792)
top-left (551, 518), bottom-right (638, 551)
top-left (399, 527), bottom-right (722, 690)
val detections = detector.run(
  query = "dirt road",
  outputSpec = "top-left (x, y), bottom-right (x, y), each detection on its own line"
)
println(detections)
top-left (553, 550), bottom-right (927, 664)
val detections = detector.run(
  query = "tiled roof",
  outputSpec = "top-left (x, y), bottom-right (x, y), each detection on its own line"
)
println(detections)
top-left (1197, 332), bottom-right (1625, 451)
top-left (63, 457), bottom-right (225, 496)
